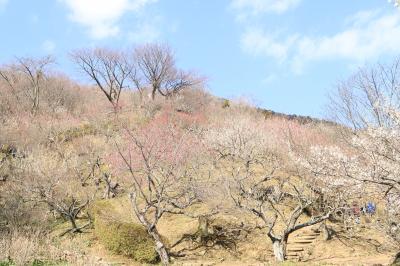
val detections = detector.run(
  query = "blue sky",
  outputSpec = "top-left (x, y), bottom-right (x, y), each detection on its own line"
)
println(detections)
top-left (0, 0), bottom-right (399, 118)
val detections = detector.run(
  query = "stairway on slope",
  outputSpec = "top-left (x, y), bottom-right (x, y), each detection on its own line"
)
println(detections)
top-left (286, 230), bottom-right (321, 261)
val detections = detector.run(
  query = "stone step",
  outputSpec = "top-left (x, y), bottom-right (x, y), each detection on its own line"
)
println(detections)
top-left (288, 244), bottom-right (305, 248)
top-left (289, 234), bottom-right (319, 240)
top-left (287, 247), bottom-right (304, 252)
top-left (301, 233), bottom-right (320, 236)
top-left (296, 236), bottom-right (317, 240)
top-left (291, 240), bottom-right (314, 244)
top-left (286, 255), bottom-right (300, 261)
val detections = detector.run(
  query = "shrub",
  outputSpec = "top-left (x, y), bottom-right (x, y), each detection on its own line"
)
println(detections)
top-left (51, 123), bottom-right (97, 143)
top-left (31, 259), bottom-right (67, 266)
top-left (222, 99), bottom-right (230, 108)
top-left (92, 201), bottom-right (158, 263)
top-left (0, 260), bottom-right (13, 266)
top-left (0, 144), bottom-right (17, 182)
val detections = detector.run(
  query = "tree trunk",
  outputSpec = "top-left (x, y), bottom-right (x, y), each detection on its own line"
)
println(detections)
top-left (198, 215), bottom-right (209, 243)
top-left (321, 221), bottom-right (331, 241)
top-left (129, 194), bottom-right (169, 264)
top-left (149, 228), bottom-right (169, 265)
top-left (32, 85), bottom-right (40, 113)
top-left (103, 182), bottom-right (111, 199)
top-left (272, 239), bottom-right (287, 262)
top-left (391, 251), bottom-right (400, 265)
top-left (69, 216), bottom-right (80, 232)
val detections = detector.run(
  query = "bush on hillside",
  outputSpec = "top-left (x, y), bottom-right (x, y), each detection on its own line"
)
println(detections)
top-left (172, 88), bottom-right (212, 114)
top-left (50, 123), bottom-right (97, 143)
top-left (222, 99), bottom-right (230, 109)
top-left (92, 201), bottom-right (158, 263)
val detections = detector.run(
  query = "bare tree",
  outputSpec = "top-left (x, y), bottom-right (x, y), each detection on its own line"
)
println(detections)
top-left (38, 191), bottom-right (92, 236)
top-left (327, 57), bottom-right (400, 129)
top-left (206, 115), bottom-right (345, 261)
top-left (13, 147), bottom-right (96, 236)
top-left (70, 150), bottom-right (120, 200)
top-left (117, 115), bottom-right (203, 265)
top-left (71, 48), bottom-right (132, 109)
top-left (0, 56), bottom-right (54, 114)
top-left (327, 57), bottom-right (400, 202)
top-left (88, 157), bottom-right (119, 199)
top-left (134, 43), bottom-right (202, 100)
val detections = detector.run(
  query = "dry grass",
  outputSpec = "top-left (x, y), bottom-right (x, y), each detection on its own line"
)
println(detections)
top-left (0, 229), bottom-right (121, 266)
top-left (0, 230), bottom-right (60, 265)
top-left (75, 196), bottom-right (395, 266)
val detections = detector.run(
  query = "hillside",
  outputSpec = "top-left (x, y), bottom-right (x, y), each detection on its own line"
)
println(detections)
top-left (0, 51), bottom-right (399, 266)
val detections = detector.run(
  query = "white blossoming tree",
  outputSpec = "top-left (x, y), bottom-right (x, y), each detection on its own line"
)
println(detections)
top-left (205, 114), bottom-right (348, 262)
top-left (311, 58), bottom-right (400, 257)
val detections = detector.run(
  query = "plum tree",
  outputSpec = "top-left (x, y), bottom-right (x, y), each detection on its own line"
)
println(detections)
top-left (205, 114), bottom-right (347, 261)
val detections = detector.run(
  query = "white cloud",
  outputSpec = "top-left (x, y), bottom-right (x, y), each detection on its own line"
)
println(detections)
top-left (241, 28), bottom-right (298, 62)
top-left (59, 0), bottom-right (157, 39)
top-left (293, 11), bottom-right (400, 73)
top-left (128, 24), bottom-right (160, 43)
top-left (231, 0), bottom-right (301, 20)
top-left (42, 40), bottom-right (56, 53)
top-left (128, 16), bottom-right (179, 43)
top-left (128, 15), bottom-right (162, 43)
top-left (240, 10), bottom-right (400, 74)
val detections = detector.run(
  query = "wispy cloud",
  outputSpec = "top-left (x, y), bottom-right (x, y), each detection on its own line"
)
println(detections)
top-left (128, 15), bottom-right (163, 43)
top-left (59, 0), bottom-right (157, 39)
top-left (240, 10), bottom-right (400, 74)
top-left (231, 0), bottom-right (301, 21)
top-left (241, 28), bottom-right (298, 63)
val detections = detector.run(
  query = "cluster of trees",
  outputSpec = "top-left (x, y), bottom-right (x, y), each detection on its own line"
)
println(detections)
top-left (205, 116), bottom-right (343, 261)
top-left (71, 43), bottom-right (204, 109)
top-left (1, 43), bottom-right (400, 265)
top-left (114, 58), bottom-right (400, 265)
top-left (109, 109), bottom-right (352, 265)
top-left (307, 58), bottom-right (400, 247)
top-left (0, 43), bottom-right (203, 116)
top-left (0, 56), bottom-right (79, 116)
top-left (5, 142), bottom-right (119, 237)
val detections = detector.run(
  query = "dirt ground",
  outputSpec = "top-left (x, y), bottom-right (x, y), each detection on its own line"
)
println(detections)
top-left (59, 197), bottom-right (396, 266)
